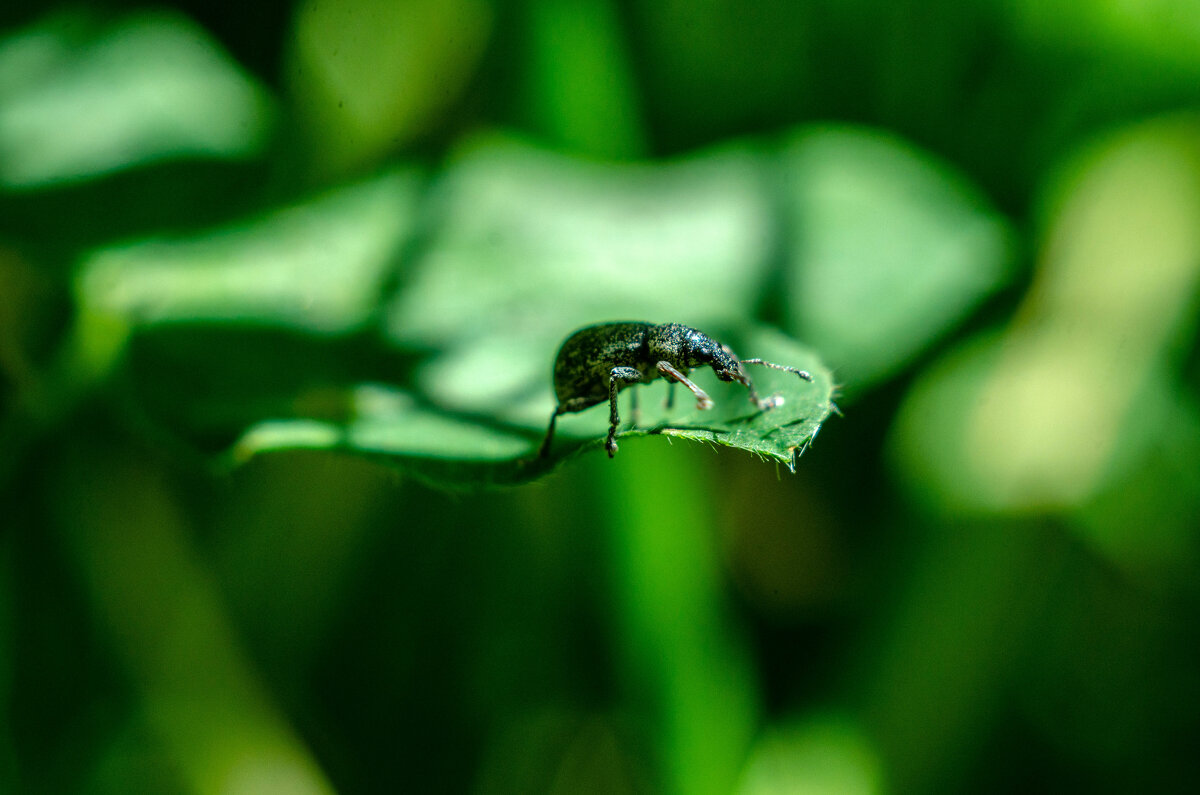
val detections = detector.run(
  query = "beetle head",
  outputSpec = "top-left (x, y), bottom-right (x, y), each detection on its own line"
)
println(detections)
top-left (693, 338), bottom-right (745, 383)
top-left (660, 324), bottom-right (748, 383)
top-left (698, 338), bottom-right (767, 402)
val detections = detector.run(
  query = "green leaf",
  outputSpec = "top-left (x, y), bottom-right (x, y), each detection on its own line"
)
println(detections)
top-left (386, 133), bottom-right (774, 347)
top-left (737, 714), bottom-right (883, 795)
top-left (615, 327), bottom-right (836, 471)
top-left (384, 134), bottom-right (776, 428)
top-left (0, 10), bottom-right (273, 189)
top-left (888, 119), bottom-right (1200, 591)
top-left (288, 0), bottom-right (492, 177)
top-left (76, 168), bottom-right (423, 334)
top-left (71, 134), bottom-right (836, 487)
top-left (519, 0), bottom-right (645, 157)
top-left (231, 385), bottom-right (538, 488)
top-left (58, 169), bottom-right (422, 447)
top-left (780, 126), bottom-right (1015, 392)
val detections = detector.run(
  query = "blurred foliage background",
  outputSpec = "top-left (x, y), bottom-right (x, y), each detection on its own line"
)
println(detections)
top-left (3, 1), bottom-right (1200, 793)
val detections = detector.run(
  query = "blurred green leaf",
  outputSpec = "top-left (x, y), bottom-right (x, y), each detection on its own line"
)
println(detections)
top-left (890, 117), bottom-right (1200, 516)
top-left (76, 168), bottom-right (422, 334)
top-left (51, 444), bottom-right (335, 795)
top-left (887, 330), bottom-right (1005, 517)
top-left (232, 384), bottom-right (537, 487)
top-left (595, 441), bottom-right (759, 795)
top-left (386, 134), bottom-right (777, 425)
top-left (287, 0), bottom-right (492, 177)
top-left (388, 134), bottom-right (775, 346)
top-left (0, 10), bottom-right (273, 189)
top-left (59, 169), bottom-right (423, 458)
top-left (780, 126), bottom-right (1015, 392)
top-left (71, 135), bottom-right (841, 486)
top-left (737, 715), bottom-right (883, 795)
top-left (520, 0), bottom-right (644, 157)
top-left (1071, 373), bottom-right (1200, 589)
top-left (1007, 0), bottom-right (1200, 68)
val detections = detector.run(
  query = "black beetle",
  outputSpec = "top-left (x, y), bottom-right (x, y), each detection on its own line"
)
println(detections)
top-left (538, 322), bottom-right (812, 458)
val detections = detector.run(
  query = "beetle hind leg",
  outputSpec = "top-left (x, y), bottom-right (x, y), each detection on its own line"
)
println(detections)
top-left (537, 406), bottom-right (563, 459)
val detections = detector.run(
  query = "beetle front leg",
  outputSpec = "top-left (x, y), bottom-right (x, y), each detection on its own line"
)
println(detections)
top-left (735, 373), bottom-right (777, 410)
top-left (656, 361), bottom-right (713, 410)
top-left (607, 366), bottom-right (643, 457)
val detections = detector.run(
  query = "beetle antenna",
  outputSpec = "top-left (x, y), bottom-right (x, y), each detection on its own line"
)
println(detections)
top-left (740, 359), bottom-right (813, 382)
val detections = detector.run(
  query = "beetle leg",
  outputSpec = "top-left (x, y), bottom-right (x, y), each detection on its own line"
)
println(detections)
top-left (665, 380), bottom-right (675, 410)
top-left (607, 366), bottom-right (643, 457)
top-left (739, 359), bottom-right (812, 410)
top-left (737, 372), bottom-right (780, 410)
top-left (539, 397), bottom-right (603, 458)
top-left (656, 361), bottom-right (713, 410)
top-left (537, 406), bottom-right (562, 458)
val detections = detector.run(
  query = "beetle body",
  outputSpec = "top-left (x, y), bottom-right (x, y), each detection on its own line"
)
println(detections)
top-left (538, 321), bottom-right (811, 458)
top-left (552, 322), bottom-right (731, 408)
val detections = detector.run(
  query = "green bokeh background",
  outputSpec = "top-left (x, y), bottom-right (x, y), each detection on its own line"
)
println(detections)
top-left (3, 1), bottom-right (1199, 793)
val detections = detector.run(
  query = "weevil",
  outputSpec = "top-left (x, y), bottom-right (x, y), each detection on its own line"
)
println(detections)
top-left (537, 322), bottom-right (812, 458)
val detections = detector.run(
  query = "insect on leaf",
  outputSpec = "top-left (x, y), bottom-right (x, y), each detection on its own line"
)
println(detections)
top-left (600, 326), bottom-right (836, 472)
top-left (230, 326), bottom-right (834, 487)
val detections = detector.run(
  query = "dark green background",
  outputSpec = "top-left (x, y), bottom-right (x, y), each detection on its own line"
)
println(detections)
top-left (3, 1), bottom-right (1199, 793)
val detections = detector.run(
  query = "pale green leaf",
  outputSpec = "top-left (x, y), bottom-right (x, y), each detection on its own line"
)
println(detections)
top-left (781, 126), bottom-right (1014, 391)
top-left (0, 10), bottom-right (273, 188)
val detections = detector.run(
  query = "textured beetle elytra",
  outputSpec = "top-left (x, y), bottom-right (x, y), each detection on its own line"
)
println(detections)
top-left (538, 322), bottom-right (812, 458)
